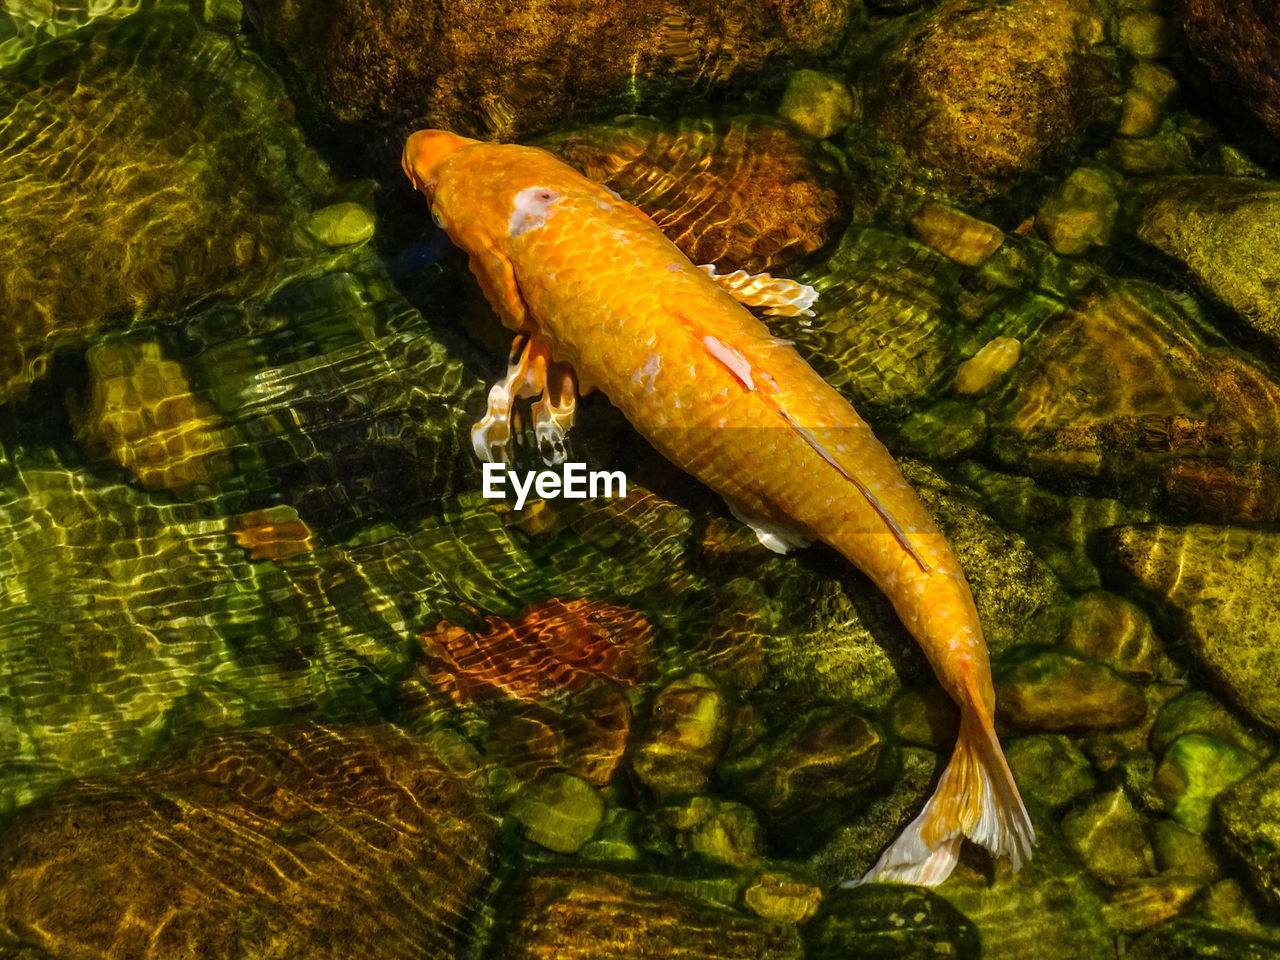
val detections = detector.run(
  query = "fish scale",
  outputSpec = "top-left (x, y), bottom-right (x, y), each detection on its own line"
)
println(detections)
top-left (404, 129), bottom-right (1034, 887)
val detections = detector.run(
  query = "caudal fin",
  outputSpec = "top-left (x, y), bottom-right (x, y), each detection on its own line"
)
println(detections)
top-left (847, 704), bottom-right (1035, 887)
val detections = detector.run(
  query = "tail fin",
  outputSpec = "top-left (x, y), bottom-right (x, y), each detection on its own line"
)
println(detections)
top-left (847, 703), bottom-right (1035, 887)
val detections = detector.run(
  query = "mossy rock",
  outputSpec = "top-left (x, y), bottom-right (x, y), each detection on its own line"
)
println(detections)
top-left (806, 884), bottom-right (979, 960)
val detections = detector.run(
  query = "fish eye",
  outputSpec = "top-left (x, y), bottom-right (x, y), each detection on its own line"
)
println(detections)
top-left (431, 207), bottom-right (445, 228)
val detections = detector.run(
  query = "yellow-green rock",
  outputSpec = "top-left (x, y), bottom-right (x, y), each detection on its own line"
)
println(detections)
top-left (631, 675), bottom-right (729, 797)
top-left (507, 772), bottom-right (605, 854)
top-left (779, 69), bottom-right (856, 140)
top-left (305, 201), bottom-right (375, 247)
top-left (1061, 789), bottom-right (1156, 886)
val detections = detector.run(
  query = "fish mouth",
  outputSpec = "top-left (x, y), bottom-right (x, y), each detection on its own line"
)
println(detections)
top-left (402, 129), bottom-right (474, 196)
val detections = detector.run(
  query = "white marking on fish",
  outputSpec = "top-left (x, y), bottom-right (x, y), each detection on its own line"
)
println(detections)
top-left (509, 187), bottom-right (560, 238)
top-left (700, 335), bottom-right (755, 391)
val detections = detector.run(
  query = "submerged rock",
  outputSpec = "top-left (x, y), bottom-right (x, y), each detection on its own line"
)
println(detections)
top-left (907, 203), bottom-right (1004, 268)
top-left (1182, 0), bottom-right (1280, 141)
top-left (806, 884), bottom-right (979, 960)
top-left (1216, 758), bottom-right (1280, 909)
top-left (995, 648), bottom-right (1146, 732)
top-left (71, 337), bottom-right (233, 492)
top-left (743, 874), bottom-right (823, 925)
top-left (1060, 591), bottom-right (1161, 683)
top-left (541, 116), bottom-right (846, 274)
top-left (419, 598), bottom-right (653, 705)
top-left (256, 0), bottom-right (852, 140)
top-left (1036, 167), bottom-right (1120, 256)
top-left (990, 287), bottom-right (1280, 509)
top-left (651, 796), bottom-right (764, 869)
top-left (720, 709), bottom-right (885, 840)
top-left (951, 336), bottom-right (1021, 395)
top-left (779, 69), bottom-right (857, 140)
top-left (1102, 876), bottom-right (1203, 935)
top-left (867, 0), bottom-right (1117, 203)
top-left (632, 674), bottom-right (730, 797)
top-left (1104, 524), bottom-right (1280, 732)
top-left (1061, 788), bottom-right (1156, 886)
top-left (1005, 734), bottom-right (1097, 811)
top-left (1133, 178), bottom-right (1280, 348)
top-left (1155, 733), bottom-right (1257, 833)
top-left (0, 725), bottom-right (498, 960)
top-left (500, 869), bottom-right (804, 960)
top-left (1128, 920), bottom-right (1280, 960)
top-left (0, 10), bottom-right (329, 404)
top-left (507, 771), bottom-right (605, 854)
top-left (1148, 690), bottom-right (1272, 761)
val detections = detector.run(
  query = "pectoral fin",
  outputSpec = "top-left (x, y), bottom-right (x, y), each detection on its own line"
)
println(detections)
top-left (699, 264), bottom-right (818, 317)
top-left (472, 335), bottom-right (579, 466)
top-left (728, 500), bottom-right (812, 554)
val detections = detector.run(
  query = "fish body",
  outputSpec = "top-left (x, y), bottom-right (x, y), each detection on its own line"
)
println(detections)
top-left (403, 129), bottom-right (1034, 885)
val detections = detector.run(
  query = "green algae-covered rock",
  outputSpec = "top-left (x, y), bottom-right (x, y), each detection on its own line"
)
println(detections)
top-left (989, 287), bottom-right (1280, 509)
top-left (1127, 919), bottom-right (1280, 960)
top-left (779, 69), bottom-right (856, 140)
top-left (1156, 734), bottom-right (1260, 833)
top-left (0, 725), bottom-right (498, 960)
top-left (632, 675), bottom-right (729, 797)
top-left (1148, 691), bottom-right (1272, 761)
top-left (1005, 734), bottom-right (1097, 811)
top-left (507, 772), bottom-right (605, 854)
top-left (1151, 819), bottom-right (1222, 882)
top-left (1103, 524), bottom-right (1280, 733)
top-left (304, 201), bottom-right (376, 247)
top-left (743, 874), bottom-right (823, 925)
top-left (1061, 788), bottom-right (1156, 886)
top-left (652, 796), bottom-right (763, 869)
top-left (866, 0), bottom-right (1117, 204)
top-left (720, 708), bottom-right (885, 840)
top-left (1216, 758), bottom-right (1280, 909)
top-left (888, 687), bottom-right (959, 750)
top-left (939, 823), bottom-right (1112, 960)
top-left (1133, 178), bottom-right (1280, 348)
top-left (500, 869), bottom-right (804, 960)
top-left (1061, 591), bottom-right (1161, 683)
top-left (0, 9), bottom-right (332, 405)
top-left (995, 649), bottom-right (1146, 732)
top-left (1102, 876), bottom-right (1203, 935)
top-left (808, 746), bottom-right (938, 885)
top-left (806, 884), bottom-right (979, 960)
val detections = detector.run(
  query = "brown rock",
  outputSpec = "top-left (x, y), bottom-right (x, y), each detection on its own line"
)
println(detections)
top-left (256, 0), bottom-right (852, 140)
top-left (1183, 0), bottom-right (1280, 140)
top-left (232, 505), bottom-right (319, 561)
top-left (501, 869), bottom-right (804, 959)
top-left (869, 0), bottom-right (1117, 202)
top-left (0, 725), bottom-right (498, 960)
top-left (541, 116), bottom-right (846, 274)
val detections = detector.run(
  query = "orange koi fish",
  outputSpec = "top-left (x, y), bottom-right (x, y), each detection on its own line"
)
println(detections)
top-left (403, 129), bottom-right (1034, 885)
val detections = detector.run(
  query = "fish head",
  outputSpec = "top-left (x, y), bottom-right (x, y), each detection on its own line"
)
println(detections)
top-left (402, 129), bottom-right (478, 203)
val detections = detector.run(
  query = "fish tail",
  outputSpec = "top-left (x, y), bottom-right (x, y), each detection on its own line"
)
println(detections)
top-left (850, 692), bottom-right (1035, 887)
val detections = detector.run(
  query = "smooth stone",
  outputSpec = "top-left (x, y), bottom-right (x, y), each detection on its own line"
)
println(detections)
top-left (305, 201), bottom-right (375, 247)
top-left (631, 674), bottom-right (729, 797)
top-left (653, 796), bottom-right (763, 869)
top-left (1102, 876), bottom-right (1204, 934)
top-left (1125, 919), bottom-right (1280, 960)
top-left (779, 69), bottom-right (856, 140)
top-left (1134, 178), bottom-right (1280, 348)
top-left (952, 337), bottom-right (1020, 395)
top-left (1119, 12), bottom-right (1169, 57)
top-left (888, 687), bottom-right (959, 750)
top-left (1148, 690), bottom-right (1272, 760)
top-left (1157, 737), bottom-right (1254, 834)
top-left (743, 874), bottom-right (823, 925)
top-left (1130, 61), bottom-right (1178, 102)
top-left (1060, 789), bottom-right (1156, 886)
top-left (1150, 818), bottom-right (1222, 882)
top-left (1035, 167), bottom-right (1120, 255)
top-left (507, 772), bottom-right (605, 854)
top-left (1005, 734), bottom-right (1097, 810)
top-left (1061, 591), bottom-right (1160, 682)
top-left (502, 869), bottom-right (805, 959)
top-left (908, 203), bottom-right (1004, 267)
top-left (1118, 88), bottom-right (1161, 137)
top-left (995, 649), bottom-right (1147, 732)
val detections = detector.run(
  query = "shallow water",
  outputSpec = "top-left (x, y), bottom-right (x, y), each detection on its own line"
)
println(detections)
top-left (1, 0), bottom-right (1279, 957)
